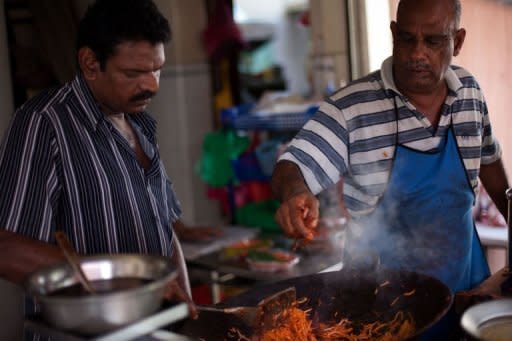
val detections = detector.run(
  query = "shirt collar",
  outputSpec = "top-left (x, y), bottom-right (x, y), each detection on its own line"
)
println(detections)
top-left (380, 56), bottom-right (463, 97)
top-left (71, 73), bottom-right (107, 131)
top-left (71, 73), bottom-right (157, 139)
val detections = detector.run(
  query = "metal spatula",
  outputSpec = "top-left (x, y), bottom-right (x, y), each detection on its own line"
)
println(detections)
top-left (198, 286), bottom-right (296, 329)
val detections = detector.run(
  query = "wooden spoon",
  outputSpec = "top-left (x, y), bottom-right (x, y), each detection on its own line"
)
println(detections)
top-left (55, 231), bottom-right (96, 294)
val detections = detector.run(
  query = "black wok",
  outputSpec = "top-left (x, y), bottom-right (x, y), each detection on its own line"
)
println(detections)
top-left (175, 267), bottom-right (452, 340)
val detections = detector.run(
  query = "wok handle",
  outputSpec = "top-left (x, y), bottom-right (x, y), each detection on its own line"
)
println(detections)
top-left (506, 188), bottom-right (512, 269)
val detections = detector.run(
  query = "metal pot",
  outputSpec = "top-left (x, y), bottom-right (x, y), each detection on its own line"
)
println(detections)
top-left (176, 267), bottom-right (452, 340)
top-left (461, 298), bottom-right (512, 341)
top-left (25, 254), bottom-right (177, 336)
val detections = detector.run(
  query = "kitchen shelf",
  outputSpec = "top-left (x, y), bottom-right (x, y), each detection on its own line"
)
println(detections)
top-left (221, 103), bottom-right (318, 131)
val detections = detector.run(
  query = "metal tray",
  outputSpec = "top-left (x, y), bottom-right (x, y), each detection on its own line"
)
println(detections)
top-left (461, 298), bottom-right (512, 340)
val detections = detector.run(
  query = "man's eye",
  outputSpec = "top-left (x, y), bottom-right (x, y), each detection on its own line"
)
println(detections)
top-left (397, 34), bottom-right (415, 44)
top-left (425, 37), bottom-right (446, 48)
top-left (125, 71), bottom-right (140, 78)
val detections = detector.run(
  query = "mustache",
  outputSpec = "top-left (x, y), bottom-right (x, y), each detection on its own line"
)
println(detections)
top-left (130, 91), bottom-right (155, 102)
top-left (405, 62), bottom-right (431, 72)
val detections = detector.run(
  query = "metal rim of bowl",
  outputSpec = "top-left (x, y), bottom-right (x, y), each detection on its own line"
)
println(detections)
top-left (461, 298), bottom-right (512, 338)
top-left (26, 254), bottom-right (177, 304)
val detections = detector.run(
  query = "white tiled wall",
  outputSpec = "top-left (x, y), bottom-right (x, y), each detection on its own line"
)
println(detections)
top-left (148, 64), bottom-right (222, 226)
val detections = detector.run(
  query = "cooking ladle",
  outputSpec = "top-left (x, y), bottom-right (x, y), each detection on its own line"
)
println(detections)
top-left (198, 286), bottom-right (296, 330)
top-left (55, 231), bottom-right (97, 294)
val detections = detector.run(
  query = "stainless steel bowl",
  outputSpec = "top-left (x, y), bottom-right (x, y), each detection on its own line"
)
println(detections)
top-left (461, 298), bottom-right (512, 341)
top-left (26, 254), bottom-right (177, 336)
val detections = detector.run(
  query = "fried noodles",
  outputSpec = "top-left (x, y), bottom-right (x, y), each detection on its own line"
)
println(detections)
top-left (249, 302), bottom-right (415, 341)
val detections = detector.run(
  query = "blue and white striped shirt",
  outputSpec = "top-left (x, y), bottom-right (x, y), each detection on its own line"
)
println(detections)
top-left (279, 57), bottom-right (501, 216)
top-left (0, 74), bottom-right (182, 255)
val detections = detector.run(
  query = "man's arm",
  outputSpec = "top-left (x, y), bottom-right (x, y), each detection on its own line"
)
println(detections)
top-left (479, 158), bottom-right (510, 219)
top-left (271, 160), bottom-right (312, 202)
top-left (0, 230), bottom-right (64, 285)
top-left (172, 219), bottom-right (223, 242)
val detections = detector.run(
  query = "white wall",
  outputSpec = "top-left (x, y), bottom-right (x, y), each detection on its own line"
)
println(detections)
top-left (149, 63), bottom-right (222, 226)
top-left (365, 0), bottom-right (392, 72)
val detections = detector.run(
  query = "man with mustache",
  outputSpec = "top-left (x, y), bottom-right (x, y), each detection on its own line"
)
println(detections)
top-left (272, 0), bottom-right (509, 337)
top-left (0, 0), bottom-right (200, 338)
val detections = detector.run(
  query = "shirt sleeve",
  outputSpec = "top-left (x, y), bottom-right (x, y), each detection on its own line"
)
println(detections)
top-left (0, 109), bottom-right (60, 241)
top-left (277, 99), bottom-right (350, 195)
top-left (480, 100), bottom-right (502, 165)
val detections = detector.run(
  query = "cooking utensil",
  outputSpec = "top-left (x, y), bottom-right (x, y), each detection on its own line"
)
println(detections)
top-left (54, 231), bottom-right (96, 295)
top-left (198, 286), bottom-right (296, 329)
top-left (461, 298), bottom-right (512, 340)
top-left (499, 188), bottom-right (512, 293)
top-left (26, 254), bottom-right (178, 335)
top-left (175, 268), bottom-right (452, 340)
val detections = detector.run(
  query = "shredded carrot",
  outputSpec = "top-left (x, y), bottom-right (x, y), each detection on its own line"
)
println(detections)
top-left (403, 289), bottom-right (416, 297)
top-left (258, 306), bottom-right (317, 341)
top-left (390, 296), bottom-right (400, 307)
top-left (251, 298), bottom-right (416, 341)
top-left (379, 280), bottom-right (390, 287)
top-left (229, 289), bottom-right (416, 341)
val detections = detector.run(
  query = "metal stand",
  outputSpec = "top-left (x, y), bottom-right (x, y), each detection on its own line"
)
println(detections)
top-left (500, 188), bottom-right (512, 293)
top-left (24, 303), bottom-right (192, 341)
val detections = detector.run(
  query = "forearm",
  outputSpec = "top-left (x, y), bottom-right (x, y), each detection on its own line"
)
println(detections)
top-left (271, 160), bottom-right (312, 202)
top-left (0, 230), bottom-right (64, 285)
top-left (479, 158), bottom-right (510, 219)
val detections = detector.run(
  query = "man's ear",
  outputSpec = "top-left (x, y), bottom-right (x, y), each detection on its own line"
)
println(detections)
top-left (78, 47), bottom-right (100, 80)
top-left (453, 28), bottom-right (466, 57)
top-left (390, 21), bottom-right (398, 43)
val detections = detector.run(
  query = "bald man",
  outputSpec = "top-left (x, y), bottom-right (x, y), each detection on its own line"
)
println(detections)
top-left (272, 0), bottom-right (509, 337)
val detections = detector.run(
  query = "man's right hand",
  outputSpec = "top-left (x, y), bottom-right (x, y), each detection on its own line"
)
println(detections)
top-left (274, 191), bottom-right (320, 241)
top-left (271, 160), bottom-right (321, 241)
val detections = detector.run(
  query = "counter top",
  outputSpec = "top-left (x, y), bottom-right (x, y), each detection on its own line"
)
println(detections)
top-left (187, 247), bottom-right (344, 282)
top-left (180, 226), bottom-right (259, 261)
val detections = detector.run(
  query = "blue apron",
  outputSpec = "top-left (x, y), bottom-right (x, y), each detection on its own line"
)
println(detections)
top-left (349, 127), bottom-right (490, 338)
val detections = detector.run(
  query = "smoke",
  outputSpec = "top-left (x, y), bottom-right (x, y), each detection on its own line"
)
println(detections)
top-left (342, 196), bottom-right (469, 286)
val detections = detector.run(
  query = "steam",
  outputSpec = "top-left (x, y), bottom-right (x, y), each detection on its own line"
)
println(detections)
top-left (319, 185), bottom-right (467, 286)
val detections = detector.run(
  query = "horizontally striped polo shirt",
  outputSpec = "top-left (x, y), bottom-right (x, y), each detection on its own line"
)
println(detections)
top-left (279, 57), bottom-right (501, 216)
top-left (0, 73), bottom-right (181, 255)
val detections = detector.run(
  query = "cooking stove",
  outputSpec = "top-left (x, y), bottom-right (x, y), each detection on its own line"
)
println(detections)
top-left (24, 302), bottom-right (192, 341)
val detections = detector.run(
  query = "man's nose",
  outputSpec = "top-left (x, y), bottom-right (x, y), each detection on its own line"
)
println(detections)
top-left (410, 39), bottom-right (428, 60)
top-left (141, 71), bottom-right (160, 93)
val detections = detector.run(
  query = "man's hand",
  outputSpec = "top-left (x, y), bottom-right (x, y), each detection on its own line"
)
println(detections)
top-left (175, 225), bottom-right (223, 242)
top-left (272, 160), bottom-right (320, 241)
top-left (164, 279), bottom-right (198, 319)
top-left (275, 191), bottom-right (320, 240)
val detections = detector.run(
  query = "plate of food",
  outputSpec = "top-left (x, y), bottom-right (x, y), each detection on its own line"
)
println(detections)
top-left (222, 239), bottom-right (274, 260)
top-left (246, 248), bottom-right (299, 272)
